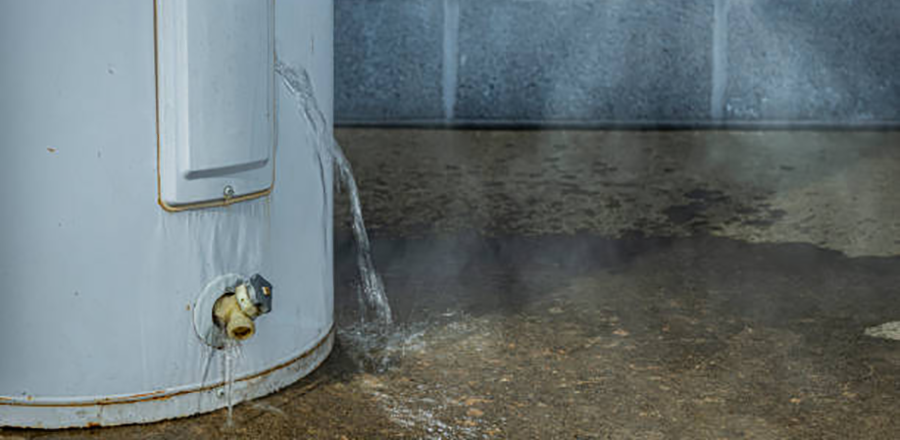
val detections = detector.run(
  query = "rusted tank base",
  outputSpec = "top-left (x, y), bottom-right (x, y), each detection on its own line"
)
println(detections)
top-left (0, 327), bottom-right (334, 429)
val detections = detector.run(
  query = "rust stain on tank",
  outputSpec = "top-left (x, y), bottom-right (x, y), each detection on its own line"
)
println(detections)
top-left (0, 326), bottom-right (334, 409)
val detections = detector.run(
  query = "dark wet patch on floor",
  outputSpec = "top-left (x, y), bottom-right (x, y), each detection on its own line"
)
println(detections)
top-left (327, 230), bottom-right (900, 439)
top-left (662, 187), bottom-right (792, 233)
top-left (663, 189), bottom-right (730, 231)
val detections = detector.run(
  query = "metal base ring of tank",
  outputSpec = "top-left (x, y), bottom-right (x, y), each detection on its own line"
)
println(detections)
top-left (0, 328), bottom-right (333, 429)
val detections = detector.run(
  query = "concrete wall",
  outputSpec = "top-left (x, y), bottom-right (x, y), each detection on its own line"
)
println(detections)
top-left (335, 0), bottom-right (900, 127)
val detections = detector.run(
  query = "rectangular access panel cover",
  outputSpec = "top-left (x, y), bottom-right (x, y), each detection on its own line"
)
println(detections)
top-left (156, 0), bottom-right (276, 210)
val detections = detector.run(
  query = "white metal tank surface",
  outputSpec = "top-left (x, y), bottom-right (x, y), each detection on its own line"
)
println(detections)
top-left (0, 0), bottom-right (335, 428)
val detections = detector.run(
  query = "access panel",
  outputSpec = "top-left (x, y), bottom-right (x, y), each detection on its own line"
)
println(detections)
top-left (156, 0), bottom-right (276, 210)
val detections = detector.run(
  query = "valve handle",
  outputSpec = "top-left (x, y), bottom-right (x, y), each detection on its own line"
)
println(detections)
top-left (248, 273), bottom-right (273, 315)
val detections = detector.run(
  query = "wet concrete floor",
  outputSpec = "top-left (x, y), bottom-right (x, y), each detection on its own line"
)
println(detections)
top-left (5, 130), bottom-right (900, 439)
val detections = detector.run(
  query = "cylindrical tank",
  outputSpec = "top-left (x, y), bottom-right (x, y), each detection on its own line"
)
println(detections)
top-left (0, 0), bottom-right (334, 428)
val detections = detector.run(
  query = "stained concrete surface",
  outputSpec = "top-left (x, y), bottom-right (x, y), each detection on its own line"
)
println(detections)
top-left (5, 130), bottom-right (900, 439)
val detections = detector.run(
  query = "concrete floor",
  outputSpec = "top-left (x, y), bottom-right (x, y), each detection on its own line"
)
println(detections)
top-left (4, 129), bottom-right (900, 439)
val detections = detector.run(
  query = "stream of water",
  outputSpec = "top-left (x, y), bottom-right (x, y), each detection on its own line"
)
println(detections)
top-left (222, 340), bottom-right (242, 427)
top-left (274, 59), bottom-right (393, 327)
top-left (217, 61), bottom-right (395, 428)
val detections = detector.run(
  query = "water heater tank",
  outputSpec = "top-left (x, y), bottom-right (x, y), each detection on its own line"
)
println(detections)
top-left (0, 0), bottom-right (335, 428)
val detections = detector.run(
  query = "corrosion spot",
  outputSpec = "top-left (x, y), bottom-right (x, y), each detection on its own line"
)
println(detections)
top-left (47, 147), bottom-right (57, 153)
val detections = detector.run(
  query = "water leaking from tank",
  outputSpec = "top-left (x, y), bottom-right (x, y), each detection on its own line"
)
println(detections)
top-left (275, 59), bottom-right (393, 328)
top-left (221, 339), bottom-right (243, 428)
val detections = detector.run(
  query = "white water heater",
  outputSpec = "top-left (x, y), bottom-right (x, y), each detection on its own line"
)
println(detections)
top-left (0, 0), bottom-right (335, 428)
